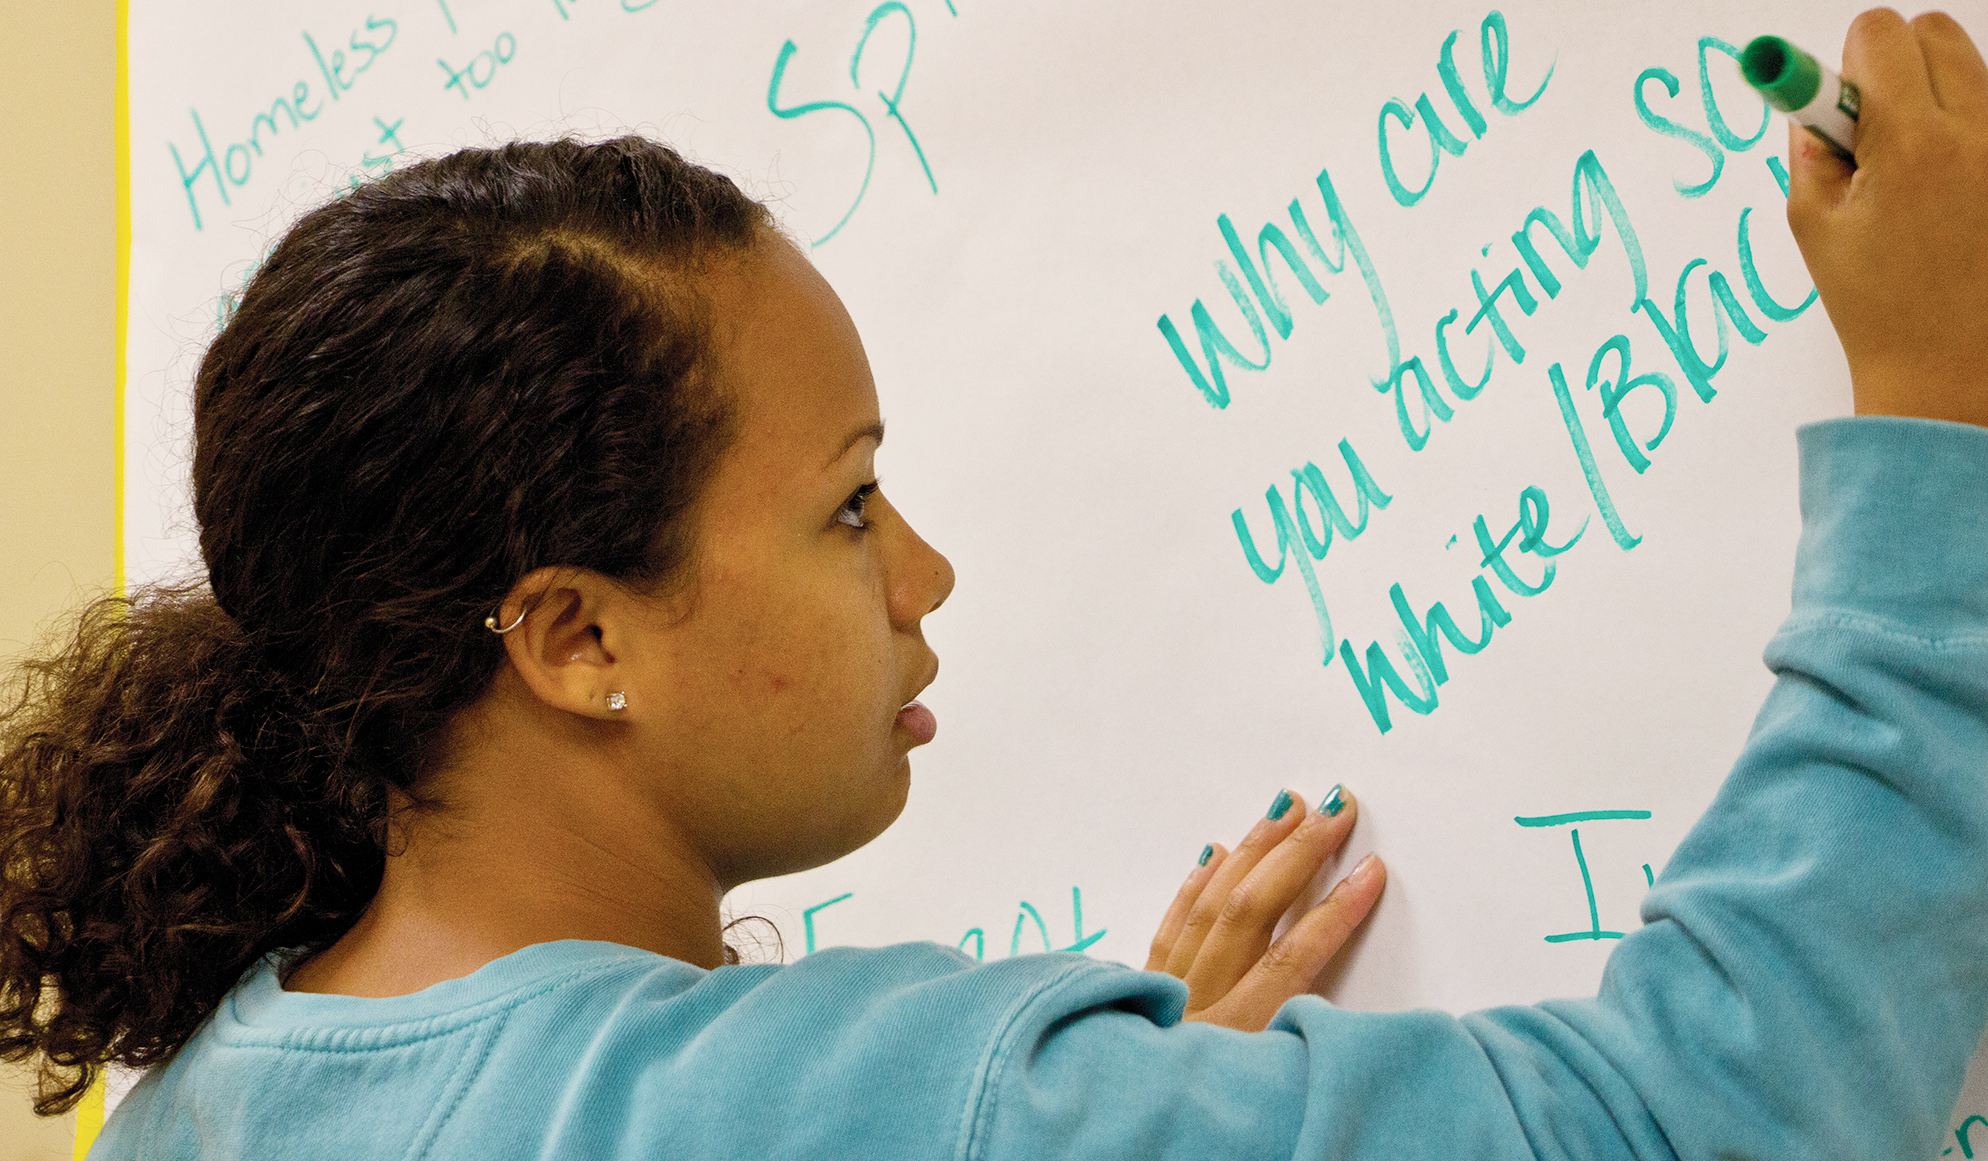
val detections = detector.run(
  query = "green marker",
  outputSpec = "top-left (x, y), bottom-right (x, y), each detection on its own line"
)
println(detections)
top-left (1741, 35), bottom-right (1861, 159)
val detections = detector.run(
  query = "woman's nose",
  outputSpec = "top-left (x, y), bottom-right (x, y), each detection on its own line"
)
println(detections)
top-left (890, 513), bottom-right (954, 627)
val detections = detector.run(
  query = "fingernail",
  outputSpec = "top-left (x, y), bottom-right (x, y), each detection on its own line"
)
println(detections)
top-left (1266, 789), bottom-right (1293, 820)
top-left (1198, 843), bottom-right (1214, 866)
top-left (1319, 784), bottom-right (1347, 817)
top-left (1353, 853), bottom-right (1381, 881)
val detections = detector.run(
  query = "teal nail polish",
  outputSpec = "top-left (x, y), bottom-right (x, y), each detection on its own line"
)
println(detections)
top-left (1198, 844), bottom-right (1213, 866)
top-left (1266, 789), bottom-right (1293, 820)
top-left (1320, 784), bottom-right (1347, 817)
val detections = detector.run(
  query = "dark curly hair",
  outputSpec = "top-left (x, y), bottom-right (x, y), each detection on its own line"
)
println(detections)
top-left (0, 137), bottom-right (772, 1114)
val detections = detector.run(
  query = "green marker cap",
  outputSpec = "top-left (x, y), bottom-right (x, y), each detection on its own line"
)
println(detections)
top-left (1742, 35), bottom-right (1822, 113)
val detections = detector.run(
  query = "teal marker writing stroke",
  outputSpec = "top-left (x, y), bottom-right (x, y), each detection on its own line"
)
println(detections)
top-left (1741, 35), bottom-right (1860, 158)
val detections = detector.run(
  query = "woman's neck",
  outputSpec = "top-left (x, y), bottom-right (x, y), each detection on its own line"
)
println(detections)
top-left (285, 692), bottom-right (729, 996)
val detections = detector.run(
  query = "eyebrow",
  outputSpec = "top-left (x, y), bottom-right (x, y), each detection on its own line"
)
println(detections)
top-left (827, 420), bottom-right (885, 468)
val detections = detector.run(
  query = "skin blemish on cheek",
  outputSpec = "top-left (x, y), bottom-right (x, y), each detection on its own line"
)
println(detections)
top-left (769, 674), bottom-right (789, 694)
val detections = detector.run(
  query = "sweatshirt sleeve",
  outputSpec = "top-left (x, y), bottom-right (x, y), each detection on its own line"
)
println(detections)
top-left (967, 416), bottom-right (1988, 1161)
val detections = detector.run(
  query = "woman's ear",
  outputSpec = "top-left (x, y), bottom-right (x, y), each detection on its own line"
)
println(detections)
top-left (491, 568), bottom-right (628, 720)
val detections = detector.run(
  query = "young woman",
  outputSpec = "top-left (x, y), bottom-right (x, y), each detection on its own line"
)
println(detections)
top-left (5, 8), bottom-right (1987, 1158)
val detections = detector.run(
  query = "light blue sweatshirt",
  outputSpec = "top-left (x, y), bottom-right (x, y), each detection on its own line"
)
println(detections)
top-left (95, 417), bottom-right (1988, 1160)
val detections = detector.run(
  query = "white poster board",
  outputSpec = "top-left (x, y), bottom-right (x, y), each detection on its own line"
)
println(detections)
top-left (123, 0), bottom-right (1988, 1147)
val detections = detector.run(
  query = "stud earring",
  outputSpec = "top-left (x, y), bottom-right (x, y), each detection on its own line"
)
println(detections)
top-left (606, 691), bottom-right (628, 712)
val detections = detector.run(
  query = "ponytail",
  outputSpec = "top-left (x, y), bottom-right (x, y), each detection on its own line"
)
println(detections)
top-left (0, 586), bottom-right (388, 1113)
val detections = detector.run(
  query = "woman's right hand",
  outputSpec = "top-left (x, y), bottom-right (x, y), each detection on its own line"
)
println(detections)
top-left (1145, 787), bottom-right (1385, 1033)
top-left (1787, 9), bottom-right (1988, 429)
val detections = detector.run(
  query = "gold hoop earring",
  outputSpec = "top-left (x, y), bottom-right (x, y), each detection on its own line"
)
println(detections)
top-left (485, 608), bottom-right (527, 634)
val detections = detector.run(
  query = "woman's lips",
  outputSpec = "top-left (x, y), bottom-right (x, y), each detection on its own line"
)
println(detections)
top-left (895, 700), bottom-right (937, 746)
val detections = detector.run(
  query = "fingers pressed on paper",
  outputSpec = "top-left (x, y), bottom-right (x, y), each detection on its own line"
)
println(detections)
top-left (1218, 855), bottom-right (1388, 1030)
top-left (1282, 854), bottom-right (1387, 975)
top-left (1180, 794), bottom-right (1360, 1002)
top-left (1147, 844), bottom-right (1226, 972)
top-left (1162, 790), bottom-right (1308, 978)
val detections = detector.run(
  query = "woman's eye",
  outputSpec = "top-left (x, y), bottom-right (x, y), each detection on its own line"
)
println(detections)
top-left (836, 482), bottom-right (879, 530)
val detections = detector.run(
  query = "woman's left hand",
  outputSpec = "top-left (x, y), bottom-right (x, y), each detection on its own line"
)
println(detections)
top-left (1145, 787), bottom-right (1385, 1033)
